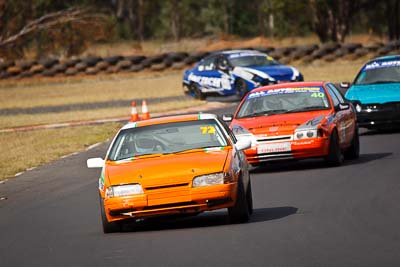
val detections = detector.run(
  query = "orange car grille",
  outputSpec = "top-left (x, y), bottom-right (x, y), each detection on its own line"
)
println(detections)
top-left (109, 201), bottom-right (199, 216)
top-left (250, 151), bottom-right (293, 161)
top-left (143, 201), bottom-right (197, 210)
top-left (145, 183), bottom-right (189, 191)
top-left (256, 135), bottom-right (292, 142)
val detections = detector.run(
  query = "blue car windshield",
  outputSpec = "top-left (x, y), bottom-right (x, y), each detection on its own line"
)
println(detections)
top-left (355, 65), bottom-right (400, 85)
top-left (229, 55), bottom-right (279, 67)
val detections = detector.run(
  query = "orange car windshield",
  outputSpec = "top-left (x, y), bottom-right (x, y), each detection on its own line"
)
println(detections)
top-left (237, 86), bottom-right (330, 118)
top-left (107, 119), bottom-right (228, 161)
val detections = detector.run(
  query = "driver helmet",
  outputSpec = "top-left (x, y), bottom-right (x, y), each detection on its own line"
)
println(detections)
top-left (265, 96), bottom-right (283, 110)
top-left (218, 57), bottom-right (229, 71)
top-left (135, 135), bottom-right (157, 153)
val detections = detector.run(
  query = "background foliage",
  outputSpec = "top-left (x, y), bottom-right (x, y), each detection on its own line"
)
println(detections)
top-left (0, 0), bottom-right (399, 59)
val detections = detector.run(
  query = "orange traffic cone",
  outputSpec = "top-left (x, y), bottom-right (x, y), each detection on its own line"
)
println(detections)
top-left (129, 100), bottom-right (140, 122)
top-left (141, 100), bottom-right (151, 120)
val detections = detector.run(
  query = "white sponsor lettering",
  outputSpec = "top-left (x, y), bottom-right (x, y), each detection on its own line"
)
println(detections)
top-left (365, 60), bottom-right (400, 70)
top-left (232, 67), bottom-right (254, 80)
top-left (257, 142), bottom-right (291, 154)
top-left (188, 73), bottom-right (222, 88)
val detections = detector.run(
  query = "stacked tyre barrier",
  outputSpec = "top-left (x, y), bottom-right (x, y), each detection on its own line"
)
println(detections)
top-left (1, 41), bottom-right (399, 80)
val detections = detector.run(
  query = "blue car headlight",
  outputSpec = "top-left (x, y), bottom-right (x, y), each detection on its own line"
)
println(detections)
top-left (290, 67), bottom-right (303, 81)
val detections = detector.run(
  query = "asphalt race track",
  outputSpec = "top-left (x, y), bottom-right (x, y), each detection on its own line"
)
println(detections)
top-left (1, 105), bottom-right (400, 267)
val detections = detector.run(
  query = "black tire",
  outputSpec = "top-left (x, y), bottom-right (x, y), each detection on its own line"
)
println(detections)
top-left (83, 56), bottom-right (102, 67)
top-left (325, 130), bottom-right (344, 166)
top-left (150, 63), bottom-right (167, 71)
top-left (189, 51), bottom-right (210, 61)
top-left (103, 56), bottom-right (123, 65)
top-left (344, 126), bottom-right (360, 160)
top-left (85, 67), bottom-right (99, 75)
top-left (75, 62), bottom-right (88, 71)
top-left (38, 58), bottom-right (58, 68)
top-left (52, 63), bottom-right (67, 73)
top-left (19, 71), bottom-right (34, 78)
top-left (117, 60), bottom-right (132, 69)
top-left (42, 69), bottom-right (56, 77)
top-left (165, 52), bottom-right (188, 62)
top-left (246, 179), bottom-right (253, 215)
top-left (0, 71), bottom-right (13, 79)
top-left (129, 64), bottom-right (144, 72)
top-left (141, 58), bottom-right (153, 68)
top-left (147, 55), bottom-right (165, 64)
top-left (125, 55), bottom-right (146, 64)
top-left (96, 61), bottom-right (110, 71)
top-left (171, 62), bottom-right (186, 70)
top-left (235, 79), bottom-right (248, 99)
top-left (163, 57), bottom-right (174, 67)
top-left (364, 42), bottom-right (383, 52)
top-left (65, 67), bottom-right (78, 76)
top-left (0, 60), bottom-right (14, 71)
top-left (342, 43), bottom-right (362, 53)
top-left (228, 178), bottom-right (250, 223)
top-left (64, 58), bottom-right (81, 67)
top-left (189, 83), bottom-right (205, 100)
top-left (99, 196), bottom-right (121, 233)
top-left (183, 55), bottom-right (198, 65)
top-left (15, 59), bottom-right (36, 70)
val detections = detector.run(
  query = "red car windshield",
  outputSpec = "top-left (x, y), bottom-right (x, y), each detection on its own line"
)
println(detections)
top-left (237, 87), bottom-right (331, 118)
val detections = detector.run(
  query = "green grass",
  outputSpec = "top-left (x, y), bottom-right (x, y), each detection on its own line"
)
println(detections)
top-left (0, 123), bottom-right (122, 180)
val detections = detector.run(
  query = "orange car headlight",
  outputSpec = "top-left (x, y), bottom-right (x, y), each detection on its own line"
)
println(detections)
top-left (294, 129), bottom-right (320, 140)
top-left (105, 184), bottom-right (144, 198)
top-left (192, 173), bottom-right (225, 187)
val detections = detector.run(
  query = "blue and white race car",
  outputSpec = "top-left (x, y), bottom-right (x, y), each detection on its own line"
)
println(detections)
top-left (182, 50), bottom-right (304, 99)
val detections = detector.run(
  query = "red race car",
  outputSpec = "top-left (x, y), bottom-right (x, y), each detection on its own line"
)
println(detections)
top-left (224, 81), bottom-right (360, 166)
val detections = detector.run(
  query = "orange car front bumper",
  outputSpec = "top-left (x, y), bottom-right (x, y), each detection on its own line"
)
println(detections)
top-left (103, 183), bottom-right (237, 222)
top-left (245, 137), bottom-right (330, 164)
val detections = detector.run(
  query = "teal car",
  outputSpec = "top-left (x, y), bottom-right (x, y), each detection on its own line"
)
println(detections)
top-left (344, 55), bottom-right (400, 129)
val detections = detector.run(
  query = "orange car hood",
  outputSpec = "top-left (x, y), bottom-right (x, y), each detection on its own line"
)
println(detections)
top-left (105, 150), bottom-right (229, 187)
top-left (234, 110), bottom-right (331, 135)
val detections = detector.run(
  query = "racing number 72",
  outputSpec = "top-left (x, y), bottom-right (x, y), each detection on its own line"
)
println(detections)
top-left (200, 126), bottom-right (215, 134)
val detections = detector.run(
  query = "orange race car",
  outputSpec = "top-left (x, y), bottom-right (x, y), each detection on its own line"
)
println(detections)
top-left (87, 113), bottom-right (253, 233)
top-left (223, 82), bottom-right (360, 166)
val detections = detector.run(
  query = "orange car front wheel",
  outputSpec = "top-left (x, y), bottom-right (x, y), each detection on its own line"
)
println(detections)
top-left (228, 177), bottom-right (251, 223)
top-left (99, 195), bottom-right (122, 233)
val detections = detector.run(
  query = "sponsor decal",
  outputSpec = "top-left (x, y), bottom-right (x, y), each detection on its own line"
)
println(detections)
top-left (204, 147), bottom-right (224, 152)
top-left (257, 142), bottom-right (291, 154)
top-left (188, 73), bottom-right (221, 88)
top-left (232, 67), bottom-right (254, 81)
top-left (248, 86), bottom-right (324, 99)
top-left (99, 168), bottom-right (105, 191)
top-left (293, 140), bottom-right (314, 145)
top-left (228, 52), bottom-right (264, 59)
top-left (188, 73), bottom-right (231, 90)
top-left (232, 124), bottom-right (250, 135)
top-left (364, 60), bottom-right (400, 70)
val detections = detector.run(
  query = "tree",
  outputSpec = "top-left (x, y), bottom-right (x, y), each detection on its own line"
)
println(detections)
top-left (0, 2), bottom-right (107, 59)
top-left (386, 0), bottom-right (400, 40)
top-left (309, 0), bottom-right (361, 43)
